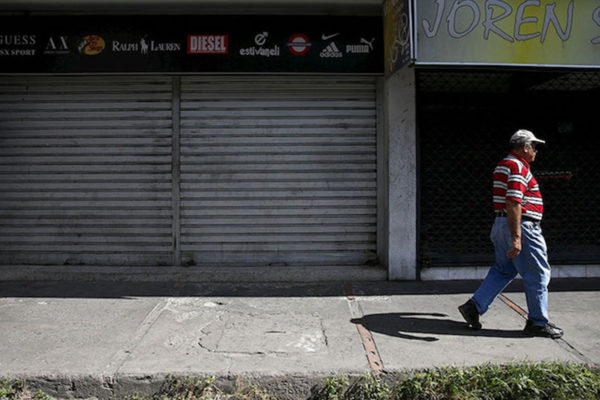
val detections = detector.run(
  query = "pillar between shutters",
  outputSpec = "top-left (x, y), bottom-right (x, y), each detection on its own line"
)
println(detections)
top-left (381, 67), bottom-right (417, 280)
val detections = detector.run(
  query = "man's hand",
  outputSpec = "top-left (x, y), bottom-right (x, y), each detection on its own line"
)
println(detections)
top-left (507, 237), bottom-right (521, 258)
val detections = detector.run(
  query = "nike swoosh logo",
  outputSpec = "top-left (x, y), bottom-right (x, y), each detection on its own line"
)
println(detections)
top-left (321, 33), bottom-right (340, 41)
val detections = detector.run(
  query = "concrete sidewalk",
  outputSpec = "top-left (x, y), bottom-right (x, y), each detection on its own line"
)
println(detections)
top-left (1, 279), bottom-right (599, 399)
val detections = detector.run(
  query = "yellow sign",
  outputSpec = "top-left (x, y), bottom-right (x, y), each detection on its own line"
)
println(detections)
top-left (78, 35), bottom-right (106, 55)
top-left (416, 0), bottom-right (600, 67)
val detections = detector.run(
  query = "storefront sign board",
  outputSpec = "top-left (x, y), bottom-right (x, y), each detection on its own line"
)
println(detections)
top-left (0, 15), bottom-right (383, 74)
top-left (415, 0), bottom-right (600, 68)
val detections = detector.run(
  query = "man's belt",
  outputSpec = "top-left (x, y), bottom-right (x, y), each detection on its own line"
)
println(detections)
top-left (494, 210), bottom-right (541, 225)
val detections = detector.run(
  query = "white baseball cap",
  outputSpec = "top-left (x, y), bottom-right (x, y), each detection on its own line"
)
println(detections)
top-left (509, 129), bottom-right (546, 145)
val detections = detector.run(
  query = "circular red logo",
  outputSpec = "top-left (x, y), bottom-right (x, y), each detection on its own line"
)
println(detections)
top-left (287, 34), bottom-right (311, 56)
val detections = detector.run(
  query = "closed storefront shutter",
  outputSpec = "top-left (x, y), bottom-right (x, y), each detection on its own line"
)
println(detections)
top-left (0, 75), bottom-right (377, 269)
top-left (179, 76), bottom-right (377, 266)
top-left (0, 76), bottom-right (174, 266)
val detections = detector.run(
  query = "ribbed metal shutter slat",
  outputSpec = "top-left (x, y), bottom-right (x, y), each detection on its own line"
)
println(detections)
top-left (0, 76), bottom-right (173, 266)
top-left (180, 77), bottom-right (377, 267)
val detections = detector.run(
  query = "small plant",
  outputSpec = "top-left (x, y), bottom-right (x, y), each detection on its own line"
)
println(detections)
top-left (155, 375), bottom-right (216, 400)
top-left (311, 376), bottom-right (350, 400)
top-left (345, 374), bottom-right (390, 400)
top-left (0, 381), bottom-right (57, 400)
top-left (311, 374), bottom-right (392, 400)
top-left (0, 380), bottom-right (23, 400)
top-left (229, 384), bottom-right (276, 400)
top-left (119, 395), bottom-right (149, 400)
top-left (30, 390), bottom-right (57, 400)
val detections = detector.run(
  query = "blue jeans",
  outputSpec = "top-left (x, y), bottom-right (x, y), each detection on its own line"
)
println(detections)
top-left (472, 217), bottom-right (551, 326)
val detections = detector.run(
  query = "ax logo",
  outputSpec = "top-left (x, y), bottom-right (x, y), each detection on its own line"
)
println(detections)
top-left (45, 36), bottom-right (70, 54)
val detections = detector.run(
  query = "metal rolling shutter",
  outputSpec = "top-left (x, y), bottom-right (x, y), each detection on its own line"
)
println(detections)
top-left (179, 76), bottom-right (377, 266)
top-left (0, 76), bottom-right (173, 266)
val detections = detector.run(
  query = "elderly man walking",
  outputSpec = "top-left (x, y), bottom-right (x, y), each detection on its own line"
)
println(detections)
top-left (458, 129), bottom-right (563, 339)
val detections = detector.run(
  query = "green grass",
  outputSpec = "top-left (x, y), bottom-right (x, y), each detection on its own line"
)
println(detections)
top-left (392, 362), bottom-right (600, 400)
top-left (0, 379), bottom-right (56, 400)
top-left (120, 376), bottom-right (275, 400)
top-left (2, 362), bottom-right (599, 400)
top-left (0, 379), bottom-right (23, 399)
top-left (311, 374), bottom-right (392, 400)
top-left (310, 363), bottom-right (600, 400)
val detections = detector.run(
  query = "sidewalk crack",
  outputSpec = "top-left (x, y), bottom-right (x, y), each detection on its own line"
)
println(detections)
top-left (102, 298), bottom-right (168, 378)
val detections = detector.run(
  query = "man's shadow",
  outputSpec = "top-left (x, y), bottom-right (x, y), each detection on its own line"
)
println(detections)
top-left (352, 313), bottom-right (526, 342)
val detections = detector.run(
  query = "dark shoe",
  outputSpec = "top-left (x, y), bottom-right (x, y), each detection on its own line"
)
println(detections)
top-left (523, 319), bottom-right (564, 339)
top-left (458, 299), bottom-right (482, 330)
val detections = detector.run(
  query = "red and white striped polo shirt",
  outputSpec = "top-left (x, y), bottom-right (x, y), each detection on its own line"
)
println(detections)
top-left (493, 152), bottom-right (543, 221)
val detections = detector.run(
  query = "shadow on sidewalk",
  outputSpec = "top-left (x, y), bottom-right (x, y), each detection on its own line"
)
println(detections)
top-left (0, 278), bottom-right (598, 299)
top-left (353, 312), bottom-right (527, 342)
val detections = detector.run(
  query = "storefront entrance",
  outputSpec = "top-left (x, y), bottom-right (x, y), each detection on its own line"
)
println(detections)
top-left (417, 69), bottom-right (600, 268)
